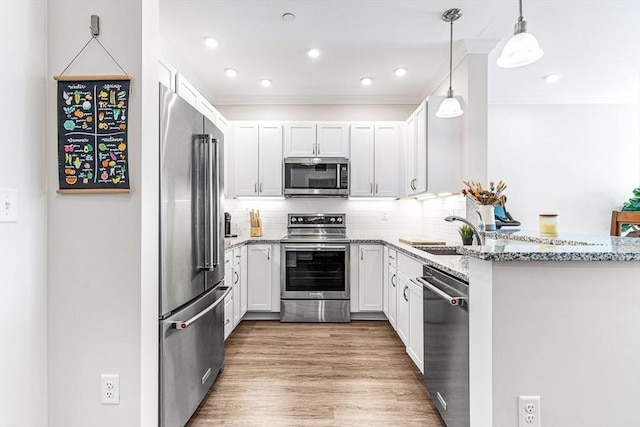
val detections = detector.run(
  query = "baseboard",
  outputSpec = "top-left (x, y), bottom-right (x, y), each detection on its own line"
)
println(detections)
top-left (243, 311), bottom-right (388, 321)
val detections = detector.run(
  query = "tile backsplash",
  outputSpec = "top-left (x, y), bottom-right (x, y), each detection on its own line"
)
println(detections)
top-left (224, 194), bottom-right (468, 244)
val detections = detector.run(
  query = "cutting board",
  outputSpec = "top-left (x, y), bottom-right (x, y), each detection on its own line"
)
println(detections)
top-left (399, 237), bottom-right (446, 246)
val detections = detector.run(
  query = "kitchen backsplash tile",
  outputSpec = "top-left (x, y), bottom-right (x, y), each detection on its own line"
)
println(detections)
top-left (224, 194), bottom-right (468, 243)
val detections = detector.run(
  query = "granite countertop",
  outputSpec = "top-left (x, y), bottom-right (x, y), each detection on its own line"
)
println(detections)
top-left (225, 231), bottom-right (640, 282)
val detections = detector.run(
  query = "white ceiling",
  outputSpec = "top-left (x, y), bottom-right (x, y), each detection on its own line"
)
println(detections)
top-left (159, 0), bottom-right (640, 105)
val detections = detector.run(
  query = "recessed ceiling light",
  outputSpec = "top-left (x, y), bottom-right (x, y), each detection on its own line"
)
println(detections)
top-left (360, 77), bottom-right (373, 86)
top-left (544, 73), bottom-right (561, 83)
top-left (261, 79), bottom-right (272, 87)
top-left (394, 67), bottom-right (408, 77)
top-left (281, 13), bottom-right (296, 22)
top-left (225, 68), bottom-right (238, 78)
top-left (203, 37), bottom-right (219, 49)
top-left (307, 48), bottom-right (321, 58)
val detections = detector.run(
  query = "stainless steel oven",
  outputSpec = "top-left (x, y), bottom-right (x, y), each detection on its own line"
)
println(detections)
top-left (280, 214), bottom-right (350, 322)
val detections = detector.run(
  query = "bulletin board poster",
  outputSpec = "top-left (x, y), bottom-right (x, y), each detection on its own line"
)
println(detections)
top-left (56, 77), bottom-right (131, 193)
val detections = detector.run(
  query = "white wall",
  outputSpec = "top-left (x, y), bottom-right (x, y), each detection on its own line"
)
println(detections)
top-left (0, 1), bottom-right (48, 426)
top-left (46, 1), bottom-right (158, 426)
top-left (488, 104), bottom-right (640, 235)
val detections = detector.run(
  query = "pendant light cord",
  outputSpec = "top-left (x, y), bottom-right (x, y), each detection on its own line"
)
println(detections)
top-left (448, 19), bottom-right (453, 92)
top-left (518, 0), bottom-right (524, 22)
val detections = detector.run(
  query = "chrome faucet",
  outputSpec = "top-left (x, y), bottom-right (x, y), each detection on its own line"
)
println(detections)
top-left (444, 214), bottom-right (485, 245)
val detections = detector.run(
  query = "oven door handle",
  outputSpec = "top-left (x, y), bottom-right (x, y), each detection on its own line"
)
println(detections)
top-left (284, 245), bottom-right (348, 251)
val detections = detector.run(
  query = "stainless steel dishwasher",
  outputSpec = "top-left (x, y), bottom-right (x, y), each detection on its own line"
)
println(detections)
top-left (416, 265), bottom-right (469, 427)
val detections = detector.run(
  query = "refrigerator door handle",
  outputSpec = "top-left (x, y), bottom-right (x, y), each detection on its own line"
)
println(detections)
top-left (167, 286), bottom-right (231, 330)
top-left (198, 134), bottom-right (220, 271)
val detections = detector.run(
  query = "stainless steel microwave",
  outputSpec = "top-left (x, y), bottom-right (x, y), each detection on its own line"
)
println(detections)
top-left (283, 158), bottom-right (349, 197)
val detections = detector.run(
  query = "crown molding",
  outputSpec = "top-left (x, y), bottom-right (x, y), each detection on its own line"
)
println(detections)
top-left (489, 95), bottom-right (640, 105)
top-left (213, 94), bottom-right (424, 106)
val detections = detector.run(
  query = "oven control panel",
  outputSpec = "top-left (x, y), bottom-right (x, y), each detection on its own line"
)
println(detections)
top-left (288, 213), bottom-right (345, 227)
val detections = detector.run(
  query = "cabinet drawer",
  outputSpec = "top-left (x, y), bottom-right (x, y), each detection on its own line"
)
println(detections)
top-left (397, 253), bottom-right (422, 278)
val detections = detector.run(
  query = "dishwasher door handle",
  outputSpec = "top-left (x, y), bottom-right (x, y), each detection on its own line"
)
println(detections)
top-left (414, 277), bottom-right (467, 306)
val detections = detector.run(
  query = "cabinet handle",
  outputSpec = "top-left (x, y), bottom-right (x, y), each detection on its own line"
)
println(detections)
top-left (403, 286), bottom-right (409, 302)
top-left (410, 179), bottom-right (416, 190)
top-left (375, 183), bottom-right (379, 194)
top-left (360, 248), bottom-right (364, 260)
top-left (391, 274), bottom-right (396, 287)
top-left (234, 270), bottom-right (239, 285)
top-left (254, 182), bottom-right (258, 193)
top-left (267, 248), bottom-right (270, 260)
top-left (316, 142), bottom-right (320, 156)
top-left (225, 319), bottom-right (230, 325)
top-left (260, 182), bottom-right (263, 193)
top-left (370, 183), bottom-right (373, 194)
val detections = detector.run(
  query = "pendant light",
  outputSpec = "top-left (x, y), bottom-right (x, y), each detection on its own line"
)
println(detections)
top-left (436, 8), bottom-right (464, 119)
top-left (497, 0), bottom-right (544, 68)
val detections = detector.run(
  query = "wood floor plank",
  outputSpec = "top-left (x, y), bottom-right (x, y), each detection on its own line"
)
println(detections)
top-left (186, 320), bottom-right (446, 427)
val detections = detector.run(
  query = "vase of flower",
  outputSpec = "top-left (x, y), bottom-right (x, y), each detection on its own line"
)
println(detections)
top-left (478, 205), bottom-right (496, 231)
top-left (461, 180), bottom-right (507, 232)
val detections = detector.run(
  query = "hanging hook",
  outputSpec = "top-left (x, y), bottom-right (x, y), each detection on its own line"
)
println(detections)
top-left (90, 15), bottom-right (100, 37)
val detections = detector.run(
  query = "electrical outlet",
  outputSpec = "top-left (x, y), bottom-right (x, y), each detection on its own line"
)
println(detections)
top-left (518, 396), bottom-right (540, 427)
top-left (101, 374), bottom-right (120, 404)
top-left (382, 212), bottom-right (388, 221)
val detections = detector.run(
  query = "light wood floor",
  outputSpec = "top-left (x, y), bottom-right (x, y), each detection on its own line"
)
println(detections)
top-left (186, 320), bottom-right (446, 427)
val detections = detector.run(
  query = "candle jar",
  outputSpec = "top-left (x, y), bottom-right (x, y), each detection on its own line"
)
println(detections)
top-left (539, 214), bottom-right (559, 235)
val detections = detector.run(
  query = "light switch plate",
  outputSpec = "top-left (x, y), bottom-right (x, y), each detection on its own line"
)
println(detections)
top-left (0, 189), bottom-right (18, 223)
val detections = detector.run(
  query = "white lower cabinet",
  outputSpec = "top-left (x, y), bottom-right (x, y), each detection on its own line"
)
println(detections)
top-left (357, 244), bottom-right (383, 311)
top-left (385, 249), bottom-right (398, 329)
top-left (223, 296), bottom-right (233, 340)
top-left (248, 244), bottom-right (277, 311)
top-left (224, 247), bottom-right (246, 340)
top-left (407, 277), bottom-right (424, 373)
top-left (396, 271), bottom-right (410, 346)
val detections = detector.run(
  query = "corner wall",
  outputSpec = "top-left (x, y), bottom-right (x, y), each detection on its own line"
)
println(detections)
top-left (46, 1), bottom-right (159, 426)
top-left (0, 1), bottom-right (48, 426)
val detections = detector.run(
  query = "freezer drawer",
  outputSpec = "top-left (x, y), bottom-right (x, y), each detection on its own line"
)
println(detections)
top-left (160, 284), bottom-right (230, 427)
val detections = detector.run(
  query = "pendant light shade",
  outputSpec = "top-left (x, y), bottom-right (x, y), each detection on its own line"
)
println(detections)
top-left (436, 9), bottom-right (464, 119)
top-left (497, 0), bottom-right (543, 68)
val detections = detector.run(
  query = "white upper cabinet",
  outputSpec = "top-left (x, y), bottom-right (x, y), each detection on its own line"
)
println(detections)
top-left (405, 97), bottom-right (461, 196)
top-left (373, 123), bottom-right (399, 197)
top-left (231, 122), bottom-right (283, 197)
top-left (316, 122), bottom-right (349, 157)
top-left (284, 122), bottom-right (316, 157)
top-left (158, 54), bottom-right (177, 91)
top-left (349, 123), bottom-right (375, 196)
top-left (175, 73), bottom-right (199, 109)
top-left (284, 122), bottom-right (349, 158)
top-left (197, 96), bottom-right (216, 124)
top-left (231, 123), bottom-right (260, 196)
top-left (350, 122), bottom-right (399, 197)
top-left (258, 123), bottom-right (283, 196)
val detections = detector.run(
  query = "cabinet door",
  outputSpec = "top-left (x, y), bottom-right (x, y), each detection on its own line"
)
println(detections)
top-left (404, 114), bottom-right (416, 196)
top-left (198, 97), bottom-right (216, 124)
top-left (414, 101), bottom-right (427, 194)
top-left (388, 265), bottom-right (397, 330)
top-left (383, 246), bottom-right (389, 317)
top-left (259, 123), bottom-right (283, 196)
top-left (316, 122), bottom-right (349, 157)
top-left (358, 245), bottom-right (383, 311)
top-left (232, 248), bottom-right (241, 327)
top-left (158, 55), bottom-right (177, 91)
top-left (223, 296), bottom-right (233, 340)
top-left (240, 245), bottom-right (248, 317)
top-left (232, 123), bottom-right (260, 196)
top-left (374, 123), bottom-right (398, 197)
top-left (224, 251), bottom-right (233, 289)
top-left (175, 73), bottom-right (199, 109)
top-left (349, 124), bottom-right (375, 196)
top-left (396, 272), bottom-right (410, 346)
top-left (284, 122), bottom-right (316, 157)
top-left (407, 278), bottom-right (424, 373)
top-left (247, 245), bottom-right (272, 311)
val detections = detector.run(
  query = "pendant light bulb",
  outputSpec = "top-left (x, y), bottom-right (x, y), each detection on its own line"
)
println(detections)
top-left (497, 0), bottom-right (544, 68)
top-left (436, 8), bottom-right (464, 119)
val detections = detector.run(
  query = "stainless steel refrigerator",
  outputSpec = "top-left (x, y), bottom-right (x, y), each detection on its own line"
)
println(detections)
top-left (158, 83), bottom-right (228, 427)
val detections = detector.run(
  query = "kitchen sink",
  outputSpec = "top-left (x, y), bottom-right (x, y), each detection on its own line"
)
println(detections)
top-left (416, 247), bottom-right (460, 256)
